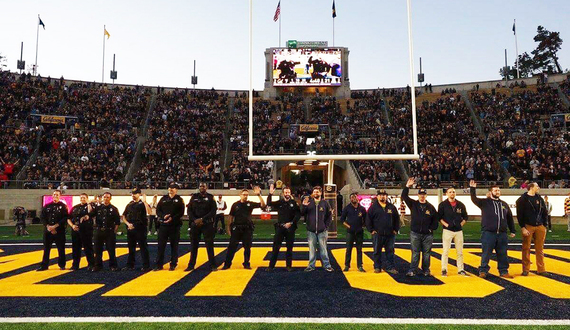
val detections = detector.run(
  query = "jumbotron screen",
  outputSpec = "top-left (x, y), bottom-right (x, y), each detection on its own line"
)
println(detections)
top-left (272, 48), bottom-right (342, 86)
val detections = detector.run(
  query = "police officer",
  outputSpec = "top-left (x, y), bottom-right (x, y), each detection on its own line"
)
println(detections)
top-left (91, 192), bottom-right (121, 272)
top-left (366, 189), bottom-right (401, 274)
top-left (155, 182), bottom-right (185, 271)
top-left (68, 193), bottom-right (95, 271)
top-left (341, 192), bottom-right (367, 272)
top-left (223, 187), bottom-right (266, 270)
top-left (265, 185), bottom-right (300, 272)
top-left (38, 190), bottom-right (69, 271)
top-left (122, 188), bottom-right (151, 271)
top-left (185, 182), bottom-right (218, 271)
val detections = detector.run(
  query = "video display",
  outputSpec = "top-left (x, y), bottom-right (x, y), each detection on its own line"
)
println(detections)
top-left (272, 48), bottom-right (342, 86)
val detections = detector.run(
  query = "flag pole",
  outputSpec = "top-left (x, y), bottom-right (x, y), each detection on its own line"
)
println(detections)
top-left (34, 14), bottom-right (40, 76)
top-left (102, 25), bottom-right (106, 83)
top-left (279, 3), bottom-right (281, 47)
top-left (514, 19), bottom-right (520, 79)
top-left (333, 16), bottom-right (335, 47)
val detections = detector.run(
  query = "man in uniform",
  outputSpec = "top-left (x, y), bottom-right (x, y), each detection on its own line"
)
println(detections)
top-left (122, 188), bottom-right (151, 271)
top-left (470, 180), bottom-right (516, 278)
top-left (438, 187), bottom-right (468, 276)
top-left (222, 187), bottom-right (266, 270)
top-left (402, 178), bottom-right (439, 277)
top-left (340, 192), bottom-right (367, 272)
top-left (91, 192), bottom-right (121, 272)
top-left (186, 182), bottom-right (218, 271)
top-left (302, 186), bottom-right (334, 272)
top-left (38, 190), bottom-right (69, 271)
top-left (215, 195), bottom-right (227, 235)
top-left (155, 182), bottom-right (185, 271)
top-left (265, 185), bottom-right (300, 272)
top-left (68, 193), bottom-right (95, 271)
top-left (366, 189), bottom-right (400, 274)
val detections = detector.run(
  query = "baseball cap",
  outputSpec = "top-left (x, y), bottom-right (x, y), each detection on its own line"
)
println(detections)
top-left (131, 188), bottom-right (141, 194)
top-left (168, 182), bottom-right (180, 189)
top-left (418, 189), bottom-right (428, 195)
top-left (377, 189), bottom-right (388, 195)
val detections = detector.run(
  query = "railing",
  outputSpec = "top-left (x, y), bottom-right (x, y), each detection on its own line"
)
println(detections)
top-left (0, 180), bottom-right (270, 190)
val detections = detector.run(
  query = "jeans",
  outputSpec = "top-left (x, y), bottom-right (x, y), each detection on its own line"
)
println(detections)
top-left (410, 231), bottom-right (433, 273)
top-left (480, 231), bottom-right (509, 275)
top-left (345, 231), bottom-right (364, 268)
top-left (307, 231), bottom-right (331, 269)
top-left (372, 234), bottom-right (396, 270)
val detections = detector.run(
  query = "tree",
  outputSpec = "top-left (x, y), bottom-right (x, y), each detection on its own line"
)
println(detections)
top-left (513, 52), bottom-right (534, 78)
top-left (531, 25), bottom-right (563, 74)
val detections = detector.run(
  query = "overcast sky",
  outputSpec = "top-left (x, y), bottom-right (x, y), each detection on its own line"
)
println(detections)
top-left (1, 0), bottom-right (568, 90)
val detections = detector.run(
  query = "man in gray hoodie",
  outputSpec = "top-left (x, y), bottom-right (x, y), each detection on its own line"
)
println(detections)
top-left (301, 186), bottom-right (333, 272)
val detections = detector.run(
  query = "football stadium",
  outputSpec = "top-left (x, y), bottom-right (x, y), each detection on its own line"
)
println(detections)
top-left (1, 1), bottom-right (570, 329)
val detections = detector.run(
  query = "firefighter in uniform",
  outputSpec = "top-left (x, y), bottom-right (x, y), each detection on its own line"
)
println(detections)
top-left (222, 187), bottom-right (266, 270)
top-left (186, 182), bottom-right (218, 271)
top-left (122, 188), bottom-right (151, 271)
top-left (154, 182), bottom-right (185, 271)
top-left (91, 192), bottom-right (121, 272)
top-left (265, 185), bottom-right (300, 272)
top-left (38, 190), bottom-right (69, 271)
top-left (68, 193), bottom-right (95, 271)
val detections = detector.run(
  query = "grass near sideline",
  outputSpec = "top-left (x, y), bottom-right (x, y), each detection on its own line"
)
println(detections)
top-left (0, 324), bottom-right (569, 330)
top-left (1, 222), bottom-right (569, 242)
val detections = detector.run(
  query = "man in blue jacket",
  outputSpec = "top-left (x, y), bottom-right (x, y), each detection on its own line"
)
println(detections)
top-left (340, 192), bottom-right (367, 272)
top-left (402, 177), bottom-right (439, 277)
top-left (302, 186), bottom-right (333, 272)
top-left (470, 180), bottom-right (516, 278)
top-left (366, 189), bottom-right (400, 274)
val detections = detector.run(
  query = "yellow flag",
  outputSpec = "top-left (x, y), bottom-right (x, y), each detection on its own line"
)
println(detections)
top-left (104, 28), bottom-right (110, 39)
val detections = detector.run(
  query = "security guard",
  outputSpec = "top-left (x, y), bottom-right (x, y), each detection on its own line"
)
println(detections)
top-left (91, 192), bottom-right (121, 272)
top-left (185, 182), bottom-right (218, 271)
top-left (223, 187), bottom-right (266, 270)
top-left (122, 188), bottom-right (151, 271)
top-left (68, 193), bottom-right (95, 271)
top-left (265, 185), bottom-right (300, 272)
top-left (38, 190), bottom-right (69, 271)
top-left (155, 182), bottom-right (185, 271)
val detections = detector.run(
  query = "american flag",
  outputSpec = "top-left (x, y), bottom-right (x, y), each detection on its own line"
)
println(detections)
top-left (273, 1), bottom-right (280, 22)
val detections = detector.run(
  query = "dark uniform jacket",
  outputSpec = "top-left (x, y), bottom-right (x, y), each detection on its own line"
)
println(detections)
top-left (91, 203), bottom-right (120, 230)
top-left (366, 200), bottom-right (400, 236)
top-left (340, 203), bottom-right (367, 234)
top-left (267, 194), bottom-right (301, 230)
top-left (41, 201), bottom-right (69, 233)
top-left (157, 194), bottom-right (185, 227)
top-left (187, 192), bottom-right (217, 225)
top-left (123, 200), bottom-right (148, 229)
top-left (402, 187), bottom-right (439, 235)
top-left (70, 203), bottom-right (93, 228)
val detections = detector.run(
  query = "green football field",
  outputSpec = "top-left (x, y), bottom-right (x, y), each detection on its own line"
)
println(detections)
top-left (2, 222), bottom-right (569, 242)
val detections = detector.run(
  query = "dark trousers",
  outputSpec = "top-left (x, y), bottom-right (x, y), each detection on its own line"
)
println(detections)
top-left (345, 231), bottom-right (364, 268)
top-left (214, 214), bottom-right (225, 231)
top-left (94, 228), bottom-right (117, 269)
top-left (189, 222), bottom-right (216, 268)
top-left (410, 231), bottom-right (433, 273)
top-left (547, 215), bottom-right (552, 230)
top-left (480, 231), bottom-right (509, 275)
top-left (372, 233), bottom-right (396, 270)
top-left (41, 229), bottom-right (66, 268)
top-left (71, 227), bottom-right (94, 268)
top-left (224, 227), bottom-right (253, 267)
top-left (127, 226), bottom-right (150, 268)
top-left (269, 225), bottom-right (296, 268)
top-left (156, 225), bottom-right (180, 267)
top-left (148, 216), bottom-right (159, 232)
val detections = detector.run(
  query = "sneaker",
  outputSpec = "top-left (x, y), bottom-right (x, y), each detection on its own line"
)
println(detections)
top-left (358, 267), bottom-right (366, 273)
top-left (147, 231), bottom-right (151, 236)
top-left (36, 266), bottom-right (48, 272)
top-left (548, 230), bottom-right (552, 233)
top-left (537, 271), bottom-right (549, 277)
top-left (423, 271), bottom-right (431, 277)
top-left (343, 266), bottom-right (349, 272)
top-left (441, 270), bottom-right (447, 277)
top-left (325, 267), bottom-right (334, 272)
top-left (500, 273), bottom-right (514, 279)
top-left (154, 231), bottom-right (158, 235)
top-left (479, 272), bottom-right (487, 279)
top-left (374, 268), bottom-right (382, 273)
top-left (521, 271), bottom-right (529, 276)
top-left (304, 267), bottom-right (315, 272)
top-left (385, 268), bottom-right (398, 275)
top-left (406, 270), bottom-right (415, 277)
top-left (458, 270), bottom-right (469, 276)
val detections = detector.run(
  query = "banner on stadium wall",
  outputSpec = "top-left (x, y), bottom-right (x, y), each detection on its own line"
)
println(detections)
top-left (299, 124), bottom-right (319, 132)
top-left (40, 115), bottom-right (66, 124)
